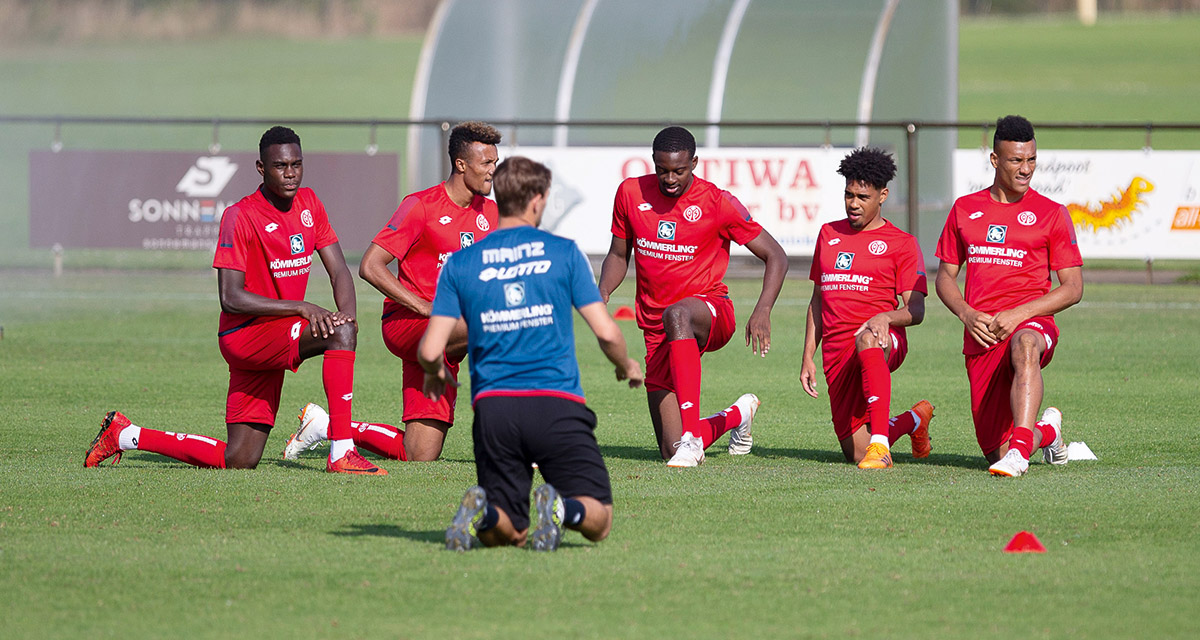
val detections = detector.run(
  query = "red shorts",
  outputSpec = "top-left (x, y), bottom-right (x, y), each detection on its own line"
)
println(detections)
top-left (218, 316), bottom-right (307, 427)
top-left (964, 317), bottom-right (1059, 454)
top-left (643, 295), bottom-right (736, 392)
top-left (822, 329), bottom-right (908, 441)
top-left (381, 311), bottom-right (459, 424)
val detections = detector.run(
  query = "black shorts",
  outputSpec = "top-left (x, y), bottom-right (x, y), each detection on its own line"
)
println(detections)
top-left (472, 395), bottom-right (612, 531)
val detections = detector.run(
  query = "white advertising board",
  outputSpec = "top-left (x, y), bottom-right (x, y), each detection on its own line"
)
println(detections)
top-left (507, 146), bottom-right (852, 255)
top-left (953, 149), bottom-right (1200, 259)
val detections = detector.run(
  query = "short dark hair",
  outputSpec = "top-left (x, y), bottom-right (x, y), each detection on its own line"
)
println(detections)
top-left (494, 156), bottom-right (552, 217)
top-left (652, 126), bottom-right (696, 157)
top-left (448, 121), bottom-right (502, 164)
top-left (259, 126), bottom-right (301, 159)
top-left (993, 115), bottom-right (1035, 149)
top-left (837, 147), bottom-right (896, 190)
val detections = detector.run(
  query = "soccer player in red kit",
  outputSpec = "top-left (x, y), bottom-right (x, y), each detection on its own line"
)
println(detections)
top-left (86, 126), bottom-right (384, 475)
top-left (599, 126), bottom-right (788, 467)
top-left (281, 121), bottom-right (502, 463)
top-left (935, 115), bottom-right (1082, 477)
top-left (800, 147), bottom-right (934, 469)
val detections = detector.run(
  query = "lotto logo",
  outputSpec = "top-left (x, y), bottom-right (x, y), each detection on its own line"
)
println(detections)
top-left (341, 393), bottom-right (353, 401)
top-left (460, 232), bottom-right (475, 248)
top-left (291, 321), bottom-right (303, 340)
top-left (504, 282), bottom-right (526, 307)
top-left (835, 252), bottom-right (854, 270)
top-left (828, 238), bottom-right (841, 246)
top-left (638, 203), bottom-right (653, 211)
top-left (438, 216), bottom-right (453, 225)
top-left (290, 234), bottom-right (305, 255)
top-left (986, 225), bottom-right (1007, 243)
top-left (680, 401), bottom-right (694, 410)
top-left (657, 221), bottom-right (676, 240)
top-left (867, 395), bottom-right (879, 404)
top-left (265, 223), bottom-right (279, 233)
top-left (969, 211), bottom-right (984, 220)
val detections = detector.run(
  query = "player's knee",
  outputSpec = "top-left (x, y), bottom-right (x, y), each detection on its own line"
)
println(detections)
top-left (1010, 330), bottom-right (1042, 363)
top-left (326, 322), bottom-right (357, 351)
top-left (224, 450), bottom-right (261, 469)
top-left (855, 331), bottom-right (880, 351)
top-left (661, 304), bottom-right (693, 334)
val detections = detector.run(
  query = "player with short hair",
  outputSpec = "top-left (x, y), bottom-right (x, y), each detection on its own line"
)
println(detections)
top-left (87, 126), bottom-right (384, 475)
top-left (599, 126), bottom-right (788, 467)
top-left (935, 115), bottom-right (1082, 477)
top-left (800, 147), bottom-right (934, 468)
top-left (421, 156), bottom-right (643, 551)
top-left (282, 122), bottom-right (502, 463)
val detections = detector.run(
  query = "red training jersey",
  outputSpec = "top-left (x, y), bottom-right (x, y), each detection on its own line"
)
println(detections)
top-left (212, 186), bottom-right (339, 334)
top-left (370, 183), bottom-right (499, 319)
top-left (935, 187), bottom-right (1083, 355)
top-left (809, 218), bottom-right (927, 359)
top-left (611, 175), bottom-right (763, 330)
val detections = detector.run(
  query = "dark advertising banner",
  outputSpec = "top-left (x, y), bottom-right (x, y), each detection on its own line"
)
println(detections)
top-left (30, 150), bottom-right (399, 253)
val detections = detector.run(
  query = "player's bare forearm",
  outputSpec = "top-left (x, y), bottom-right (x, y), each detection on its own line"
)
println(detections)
top-left (989, 267), bottom-right (1083, 339)
top-left (936, 261), bottom-right (998, 347)
top-left (318, 242), bottom-right (357, 322)
top-left (579, 302), bottom-right (643, 387)
top-left (359, 243), bottom-right (433, 317)
top-left (597, 236), bottom-right (631, 303)
top-left (747, 230), bottom-right (788, 318)
top-left (218, 268), bottom-right (313, 317)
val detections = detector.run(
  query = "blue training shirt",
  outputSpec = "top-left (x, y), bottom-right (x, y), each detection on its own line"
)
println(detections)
top-left (431, 225), bottom-right (602, 403)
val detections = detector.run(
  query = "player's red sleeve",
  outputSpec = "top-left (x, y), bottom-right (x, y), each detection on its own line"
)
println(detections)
top-left (1048, 204), bottom-right (1083, 271)
top-left (610, 181), bottom-right (632, 240)
top-left (897, 236), bottom-right (929, 295)
top-left (809, 227), bottom-right (826, 282)
top-left (934, 206), bottom-right (964, 264)
top-left (311, 194), bottom-right (339, 250)
top-left (212, 204), bottom-right (247, 272)
top-left (372, 195), bottom-right (425, 259)
top-left (718, 191), bottom-right (764, 245)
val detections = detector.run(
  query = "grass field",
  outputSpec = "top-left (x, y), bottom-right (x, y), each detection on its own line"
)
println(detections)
top-left (2, 273), bottom-right (1199, 638)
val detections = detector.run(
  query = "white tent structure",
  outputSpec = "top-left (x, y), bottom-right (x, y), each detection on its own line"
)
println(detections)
top-left (409, 0), bottom-right (957, 252)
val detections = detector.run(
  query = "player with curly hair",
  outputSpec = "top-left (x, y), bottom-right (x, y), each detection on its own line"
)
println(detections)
top-left (801, 147), bottom-right (934, 468)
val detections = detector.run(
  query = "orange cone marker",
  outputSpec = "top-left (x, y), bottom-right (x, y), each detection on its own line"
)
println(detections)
top-left (614, 305), bottom-right (635, 321)
top-left (1003, 530), bottom-right (1047, 553)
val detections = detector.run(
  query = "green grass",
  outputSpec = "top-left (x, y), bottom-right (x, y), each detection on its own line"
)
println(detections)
top-left (958, 14), bottom-right (1200, 149)
top-left (2, 273), bottom-right (1199, 638)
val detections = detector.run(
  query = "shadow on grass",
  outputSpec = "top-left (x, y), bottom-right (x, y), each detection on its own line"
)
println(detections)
top-left (332, 523), bottom-right (444, 545)
top-left (748, 446), bottom-right (988, 470)
top-left (599, 445), bottom-right (666, 462)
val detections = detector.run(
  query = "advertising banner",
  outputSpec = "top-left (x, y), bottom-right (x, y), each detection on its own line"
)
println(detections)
top-left (30, 150), bottom-right (399, 254)
top-left (510, 146), bottom-right (852, 255)
top-left (953, 149), bottom-right (1200, 259)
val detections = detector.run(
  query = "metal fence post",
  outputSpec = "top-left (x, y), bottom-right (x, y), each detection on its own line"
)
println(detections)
top-left (906, 122), bottom-right (918, 242)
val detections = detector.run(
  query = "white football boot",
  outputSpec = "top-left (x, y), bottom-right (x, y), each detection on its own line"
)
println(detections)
top-left (726, 393), bottom-right (761, 456)
top-left (282, 403), bottom-right (329, 460)
top-left (666, 432), bottom-right (705, 467)
top-left (988, 449), bottom-right (1030, 477)
top-left (1039, 407), bottom-right (1068, 466)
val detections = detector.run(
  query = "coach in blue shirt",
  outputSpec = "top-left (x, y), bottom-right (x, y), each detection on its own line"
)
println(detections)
top-left (419, 156), bottom-right (644, 552)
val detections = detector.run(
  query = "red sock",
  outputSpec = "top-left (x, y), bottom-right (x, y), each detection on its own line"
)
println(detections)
top-left (858, 347), bottom-right (891, 441)
top-left (698, 404), bottom-right (742, 446)
top-left (323, 350), bottom-right (355, 442)
top-left (137, 428), bottom-right (226, 468)
top-left (888, 410), bottom-right (917, 447)
top-left (1010, 426), bottom-right (1035, 459)
top-left (668, 338), bottom-right (704, 444)
top-left (351, 422), bottom-right (407, 461)
top-left (1036, 420), bottom-right (1058, 448)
